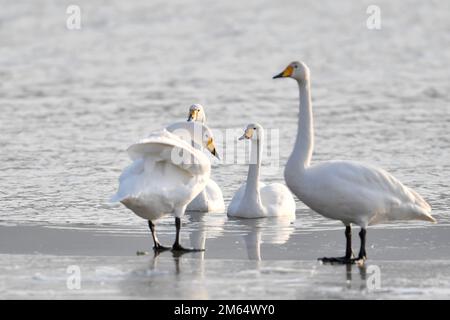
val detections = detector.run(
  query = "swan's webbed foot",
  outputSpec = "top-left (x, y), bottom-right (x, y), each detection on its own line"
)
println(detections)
top-left (153, 243), bottom-right (171, 252)
top-left (319, 255), bottom-right (366, 265)
top-left (355, 254), bottom-right (367, 265)
top-left (171, 216), bottom-right (205, 253)
top-left (319, 226), bottom-right (368, 265)
top-left (171, 242), bottom-right (204, 252)
top-left (319, 256), bottom-right (355, 264)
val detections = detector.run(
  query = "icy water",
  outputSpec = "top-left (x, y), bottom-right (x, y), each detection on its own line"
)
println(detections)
top-left (0, 0), bottom-right (449, 299)
top-left (2, 254), bottom-right (450, 299)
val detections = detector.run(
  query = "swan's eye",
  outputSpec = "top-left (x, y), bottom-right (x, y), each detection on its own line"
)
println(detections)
top-left (253, 127), bottom-right (257, 130)
top-left (294, 65), bottom-right (298, 69)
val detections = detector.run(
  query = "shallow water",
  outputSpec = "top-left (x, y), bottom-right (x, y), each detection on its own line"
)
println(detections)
top-left (2, 253), bottom-right (450, 299)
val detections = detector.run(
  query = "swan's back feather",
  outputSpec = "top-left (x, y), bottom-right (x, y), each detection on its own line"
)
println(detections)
top-left (293, 160), bottom-right (434, 226)
top-left (227, 182), bottom-right (296, 219)
top-left (127, 129), bottom-right (209, 176)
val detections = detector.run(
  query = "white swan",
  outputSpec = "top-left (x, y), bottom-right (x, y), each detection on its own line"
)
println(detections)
top-left (111, 121), bottom-right (219, 252)
top-left (186, 104), bottom-right (225, 213)
top-left (273, 61), bottom-right (436, 263)
top-left (227, 123), bottom-right (296, 219)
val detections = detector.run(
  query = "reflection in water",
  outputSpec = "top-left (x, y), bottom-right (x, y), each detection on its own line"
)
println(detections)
top-left (145, 248), bottom-right (209, 299)
top-left (345, 263), bottom-right (368, 291)
top-left (238, 217), bottom-right (295, 261)
top-left (186, 211), bottom-right (227, 253)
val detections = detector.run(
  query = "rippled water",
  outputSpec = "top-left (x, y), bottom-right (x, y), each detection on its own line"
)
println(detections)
top-left (0, 0), bottom-right (449, 233)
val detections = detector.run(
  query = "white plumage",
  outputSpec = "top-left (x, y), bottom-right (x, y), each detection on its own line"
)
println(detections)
top-left (286, 160), bottom-right (434, 227)
top-left (111, 121), bottom-right (218, 251)
top-left (186, 104), bottom-right (225, 213)
top-left (111, 128), bottom-right (210, 220)
top-left (274, 61), bottom-right (435, 262)
top-left (228, 123), bottom-right (296, 219)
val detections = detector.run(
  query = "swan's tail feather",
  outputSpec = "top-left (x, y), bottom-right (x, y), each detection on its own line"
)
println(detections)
top-left (109, 193), bottom-right (124, 203)
top-left (407, 187), bottom-right (436, 223)
top-left (420, 214), bottom-right (437, 223)
top-left (416, 209), bottom-right (437, 223)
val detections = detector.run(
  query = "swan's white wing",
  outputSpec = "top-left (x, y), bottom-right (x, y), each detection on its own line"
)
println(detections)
top-left (301, 160), bottom-right (434, 226)
top-left (111, 129), bottom-right (211, 220)
top-left (260, 183), bottom-right (296, 219)
top-left (127, 129), bottom-right (210, 177)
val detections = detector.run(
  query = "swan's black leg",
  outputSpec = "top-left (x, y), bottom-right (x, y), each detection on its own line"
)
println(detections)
top-left (357, 228), bottom-right (367, 261)
top-left (148, 220), bottom-right (170, 251)
top-left (345, 225), bottom-right (352, 259)
top-left (319, 225), bottom-right (354, 264)
top-left (172, 217), bottom-right (204, 252)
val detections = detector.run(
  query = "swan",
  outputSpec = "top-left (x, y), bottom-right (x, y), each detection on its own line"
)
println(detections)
top-left (111, 121), bottom-right (219, 252)
top-left (227, 123), bottom-right (296, 219)
top-left (186, 104), bottom-right (225, 213)
top-left (273, 61), bottom-right (436, 263)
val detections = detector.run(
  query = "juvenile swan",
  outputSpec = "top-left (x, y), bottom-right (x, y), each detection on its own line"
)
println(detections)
top-left (227, 123), bottom-right (296, 219)
top-left (273, 61), bottom-right (436, 263)
top-left (186, 104), bottom-right (225, 213)
top-left (111, 121), bottom-right (219, 252)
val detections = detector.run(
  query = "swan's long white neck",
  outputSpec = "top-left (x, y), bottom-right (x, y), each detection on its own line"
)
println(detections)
top-left (287, 79), bottom-right (314, 171)
top-left (244, 130), bottom-right (263, 206)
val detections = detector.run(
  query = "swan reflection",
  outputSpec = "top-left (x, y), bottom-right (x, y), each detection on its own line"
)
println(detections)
top-left (237, 216), bottom-right (295, 261)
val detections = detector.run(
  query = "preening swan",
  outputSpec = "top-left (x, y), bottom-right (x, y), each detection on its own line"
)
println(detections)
top-left (111, 121), bottom-right (219, 252)
top-left (227, 123), bottom-right (296, 219)
top-left (273, 61), bottom-right (436, 263)
top-left (186, 104), bottom-right (225, 213)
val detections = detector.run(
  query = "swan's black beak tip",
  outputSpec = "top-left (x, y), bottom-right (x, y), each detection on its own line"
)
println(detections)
top-left (212, 149), bottom-right (220, 160)
top-left (273, 73), bottom-right (283, 79)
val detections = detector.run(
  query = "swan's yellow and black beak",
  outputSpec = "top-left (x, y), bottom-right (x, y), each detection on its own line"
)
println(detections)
top-left (188, 109), bottom-right (199, 122)
top-left (238, 128), bottom-right (253, 140)
top-left (207, 137), bottom-right (220, 159)
top-left (273, 65), bottom-right (293, 79)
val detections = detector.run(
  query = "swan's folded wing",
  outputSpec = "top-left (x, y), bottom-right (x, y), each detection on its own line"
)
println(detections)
top-left (310, 160), bottom-right (434, 224)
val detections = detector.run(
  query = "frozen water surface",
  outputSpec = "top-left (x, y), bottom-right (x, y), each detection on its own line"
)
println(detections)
top-left (1, 253), bottom-right (450, 299)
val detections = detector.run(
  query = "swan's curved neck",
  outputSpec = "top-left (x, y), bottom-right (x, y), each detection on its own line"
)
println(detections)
top-left (288, 79), bottom-right (314, 170)
top-left (244, 130), bottom-right (263, 205)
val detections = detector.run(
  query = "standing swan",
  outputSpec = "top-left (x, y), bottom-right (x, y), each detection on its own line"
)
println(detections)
top-left (273, 61), bottom-right (436, 263)
top-left (186, 104), bottom-right (225, 213)
top-left (111, 121), bottom-right (219, 252)
top-left (227, 123), bottom-right (296, 219)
